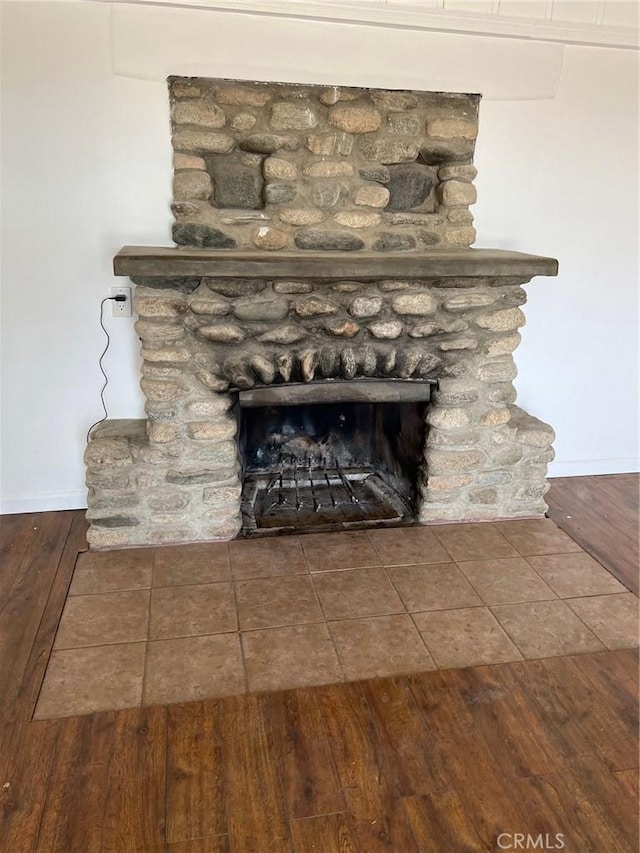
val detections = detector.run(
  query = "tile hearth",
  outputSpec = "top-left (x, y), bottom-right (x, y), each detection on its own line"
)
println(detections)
top-left (34, 519), bottom-right (638, 720)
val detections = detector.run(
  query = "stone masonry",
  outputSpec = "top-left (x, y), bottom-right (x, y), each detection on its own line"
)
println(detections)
top-left (85, 256), bottom-right (556, 548)
top-left (169, 77), bottom-right (479, 253)
top-left (84, 78), bottom-right (557, 548)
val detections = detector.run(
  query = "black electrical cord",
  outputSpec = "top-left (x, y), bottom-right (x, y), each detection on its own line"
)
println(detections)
top-left (86, 295), bottom-right (127, 443)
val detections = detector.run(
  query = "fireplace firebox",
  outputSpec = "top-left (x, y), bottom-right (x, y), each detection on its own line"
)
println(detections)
top-left (238, 382), bottom-right (431, 534)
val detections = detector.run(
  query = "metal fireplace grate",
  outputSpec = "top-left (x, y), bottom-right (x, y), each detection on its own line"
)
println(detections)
top-left (240, 455), bottom-right (413, 535)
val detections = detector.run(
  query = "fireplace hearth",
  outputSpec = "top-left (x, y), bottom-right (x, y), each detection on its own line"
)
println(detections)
top-left (84, 78), bottom-right (558, 548)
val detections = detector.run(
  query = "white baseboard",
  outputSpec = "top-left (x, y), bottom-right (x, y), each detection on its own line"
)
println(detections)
top-left (548, 458), bottom-right (640, 478)
top-left (0, 490), bottom-right (88, 515)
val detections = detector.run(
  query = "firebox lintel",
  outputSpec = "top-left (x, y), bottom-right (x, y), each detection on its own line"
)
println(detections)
top-left (114, 246), bottom-right (558, 280)
top-left (238, 379), bottom-right (435, 408)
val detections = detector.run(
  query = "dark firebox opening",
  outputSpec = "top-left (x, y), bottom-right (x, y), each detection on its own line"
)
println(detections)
top-left (238, 400), bottom-right (426, 535)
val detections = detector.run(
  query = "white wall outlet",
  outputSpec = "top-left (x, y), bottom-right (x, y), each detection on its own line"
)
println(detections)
top-left (110, 286), bottom-right (132, 318)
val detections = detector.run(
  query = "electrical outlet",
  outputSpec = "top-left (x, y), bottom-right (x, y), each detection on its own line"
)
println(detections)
top-left (110, 286), bottom-right (132, 318)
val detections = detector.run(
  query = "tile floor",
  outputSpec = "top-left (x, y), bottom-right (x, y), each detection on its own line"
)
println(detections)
top-left (34, 519), bottom-right (639, 719)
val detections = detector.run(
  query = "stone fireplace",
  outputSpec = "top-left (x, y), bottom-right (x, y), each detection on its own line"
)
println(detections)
top-left (84, 78), bottom-right (557, 548)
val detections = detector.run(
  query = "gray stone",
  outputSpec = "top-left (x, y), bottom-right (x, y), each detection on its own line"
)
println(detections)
top-left (349, 296), bottom-right (382, 318)
top-left (416, 353), bottom-right (442, 378)
top-left (359, 166), bottom-right (390, 184)
top-left (224, 358), bottom-right (255, 389)
top-left (172, 101), bottom-right (226, 128)
top-left (368, 320), bottom-right (403, 339)
top-left (438, 164), bottom-right (478, 181)
top-left (443, 292), bottom-right (497, 312)
top-left (324, 319), bottom-right (360, 338)
top-left (140, 378), bottom-right (188, 403)
top-left (427, 407), bottom-right (470, 429)
top-left (475, 308), bottom-right (526, 332)
top-left (476, 358), bottom-right (518, 383)
top-left (387, 164), bottom-right (436, 211)
top-left (264, 183), bottom-right (296, 204)
top-left (273, 280), bottom-right (313, 294)
top-left (360, 139), bottom-right (420, 164)
top-left (427, 117), bottom-right (478, 139)
top-left (419, 139), bottom-right (475, 165)
top-left (386, 212), bottom-right (444, 226)
top-left (169, 78), bottom-right (203, 98)
top-left (510, 407), bottom-right (556, 447)
top-left (230, 113), bottom-right (257, 132)
top-left (379, 280), bottom-right (413, 291)
top-left (382, 349), bottom-right (397, 374)
top-left (233, 297), bottom-right (288, 321)
top-left (187, 419), bottom-right (236, 441)
top-left (445, 227), bottom-right (476, 246)
top-left (341, 348), bottom-right (357, 380)
top-left (204, 278), bottom-right (266, 297)
top-left (373, 233), bottom-right (416, 252)
top-left (318, 87), bottom-right (361, 105)
top-left (258, 325), bottom-right (307, 344)
top-left (240, 134), bottom-right (300, 154)
top-left (172, 223), bottom-right (236, 248)
top-left (250, 354), bottom-right (276, 384)
top-left (197, 323), bottom-right (246, 343)
top-left (294, 295), bottom-right (339, 316)
top-left (319, 346), bottom-right (337, 377)
top-left (447, 209), bottom-right (474, 224)
top-left (306, 132), bottom-right (353, 156)
top-left (216, 83), bottom-right (271, 107)
top-left (172, 131), bottom-right (235, 154)
top-left (439, 338), bottom-right (477, 351)
top-left (392, 292), bottom-right (437, 315)
top-left (428, 449), bottom-right (486, 474)
top-left (409, 318), bottom-right (468, 337)
top-left (331, 281), bottom-right (362, 293)
top-left (440, 180), bottom-right (477, 207)
top-left (298, 349), bottom-right (318, 382)
top-left (398, 349), bottom-right (424, 378)
top-left (329, 105), bottom-right (381, 133)
top-left (263, 157), bottom-right (297, 180)
top-left (498, 287), bottom-right (527, 307)
top-left (252, 227), bottom-right (288, 250)
top-left (215, 85), bottom-right (271, 106)
top-left (334, 212), bottom-right (381, 229)
top-left (187, 397), bottom-right (231, 417)
top-left (310, 183), bottom-right (346, 208)
top-left (173, 170), bottom-right (212, 201)
top-left (387, 114), bottom-right (421, 135)
top-left (208, 155), bottom-right (263, 209)
top-left (361, 346), bottom-right (377, 376)
top-left (270, 102), bottom-right (317, 130)
top-left (148, 493), bottom-right (190, 512)
top-left (276, 352), bottom-right (294, 381)
top-left (354, 186), bottom-right (390, 208)
top-left (418, 231), bottom-right (442, 247)
top-left (371, 91), bottom-right (418, 111)
top-left (189, 298), bottom-right (230, 316)
top-left (171, 201), bottom-right (202, 220)
top-left (294, 230), bottom-right (365, 252)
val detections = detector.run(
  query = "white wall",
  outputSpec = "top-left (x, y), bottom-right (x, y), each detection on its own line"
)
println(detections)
top-left (1, 1), bottom-right (637, 513)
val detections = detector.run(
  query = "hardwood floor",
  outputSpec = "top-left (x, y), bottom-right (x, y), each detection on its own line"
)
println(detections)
top-left (0, 477), bottom-right (638, 853)
top-left (547, 473), bottom-right (639, 595)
